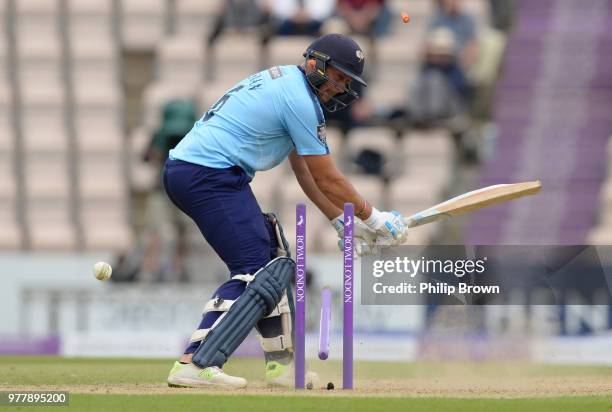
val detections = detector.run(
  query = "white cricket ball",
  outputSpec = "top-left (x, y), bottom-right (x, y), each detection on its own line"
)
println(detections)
top-left (93, 261), bottom-right (112, 281)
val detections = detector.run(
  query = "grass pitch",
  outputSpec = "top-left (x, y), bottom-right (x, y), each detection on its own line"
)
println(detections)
top-left (1, 356), bottom-right (611, 411)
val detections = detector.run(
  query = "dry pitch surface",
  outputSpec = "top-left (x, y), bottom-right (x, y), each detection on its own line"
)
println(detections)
top-left (0, 357), bottom-right (612, 412)
top-left (1, 357), bottom-right (611, 411)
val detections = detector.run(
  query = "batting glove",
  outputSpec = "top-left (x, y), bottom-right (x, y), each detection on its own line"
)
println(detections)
top-left (330, 214), bottom-right (379, 257)
top-left (363, 208), bottom-right (408, 245)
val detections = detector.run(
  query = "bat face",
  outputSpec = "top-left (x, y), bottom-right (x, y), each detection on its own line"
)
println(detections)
top-left (407, 181), bottom-right (542, 228)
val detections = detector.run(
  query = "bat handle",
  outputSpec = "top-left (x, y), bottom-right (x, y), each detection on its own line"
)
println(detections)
top-left (375, 236), bottom-right (395, 246)
top-left (404, 217), bottom-right (418, 228)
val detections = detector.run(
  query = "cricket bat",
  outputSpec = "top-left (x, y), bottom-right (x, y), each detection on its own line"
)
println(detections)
top-left (405, 180), bottom-right (542, 228)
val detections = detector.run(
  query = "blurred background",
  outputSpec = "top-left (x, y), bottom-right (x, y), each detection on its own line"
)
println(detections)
top-left (0, 0), bottom-right (611, 364)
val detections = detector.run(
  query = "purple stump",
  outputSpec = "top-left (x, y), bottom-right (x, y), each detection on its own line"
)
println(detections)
top-left (318, 287), bottom-right (332, 360)
top-left (295, 203), bottom-right (306, 389)
top-left (343, 203), bottom-right (354, 389)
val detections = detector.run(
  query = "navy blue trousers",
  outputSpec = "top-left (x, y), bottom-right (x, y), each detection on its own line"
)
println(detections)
top-left (163, 158), bottom-right (277, 355)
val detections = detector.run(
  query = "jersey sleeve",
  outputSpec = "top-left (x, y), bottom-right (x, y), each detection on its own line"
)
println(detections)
top-left (280, 93), bottom-right (330, 156)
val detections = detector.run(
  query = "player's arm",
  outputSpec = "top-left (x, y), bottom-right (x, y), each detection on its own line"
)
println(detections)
top-left (297, 153), bottom-right (370, 218)
top-left (290, 150), bottom-right (385, 254)
top-left (288, 150), bottom-right (341, 220)
top-left (300, 153), bottom-right (407, 243)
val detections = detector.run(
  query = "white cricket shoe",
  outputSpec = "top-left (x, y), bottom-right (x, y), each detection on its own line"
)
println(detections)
top-left (265, 360), bottom-right (318, 388)
top-left (167, 361), bottom-right (247, 388)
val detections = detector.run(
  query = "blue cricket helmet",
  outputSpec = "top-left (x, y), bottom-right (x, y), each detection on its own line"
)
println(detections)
top-left (303, 33), bottom-right (367, 112)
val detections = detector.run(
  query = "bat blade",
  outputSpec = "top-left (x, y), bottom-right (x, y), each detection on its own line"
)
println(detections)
top-left (406, 180), bottom-right (541, 228)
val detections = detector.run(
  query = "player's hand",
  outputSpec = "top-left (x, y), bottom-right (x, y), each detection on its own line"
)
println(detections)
top-left (330, 214), bottom-right (379, 257)
top-left (348, 240), bottom-right (380, 257)
top-left (331, 213), bottom-right (371, 240)
top-left (363, 208), bottom-right (408, 245)
top-left (374, 234), bottom-right (399, 246)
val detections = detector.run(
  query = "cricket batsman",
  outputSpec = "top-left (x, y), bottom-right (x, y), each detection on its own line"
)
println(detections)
top-left (164, 33), bottom-right (408, 388)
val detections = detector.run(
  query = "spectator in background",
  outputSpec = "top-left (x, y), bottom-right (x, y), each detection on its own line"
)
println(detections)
top-left (263, 0), bottom-right (336, 36)
top-left (411, 27), bottom-right (471, 124)
top-left (429, 0), bottom-right (479, 70)
top-left (336, 0), bottom-right (391, 38)
top-left (408, 26), bottom-right (479, 162)
top-left (260, 0), bottom-right (336, 42)
top-left (407, 0), bottom-right (480, 159)
top-left (374, 1), bottom-right (477, 125)
top-left (257, 0), bottom-right (336, 68)
top-left (140, 99), bottom-right (198, 283)
top-left (427, 0), bottom-right (508, 162)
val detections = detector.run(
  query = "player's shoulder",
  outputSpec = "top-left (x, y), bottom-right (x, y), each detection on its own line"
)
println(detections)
top-left (264, 64), bottom-right (298, 83)
top-left (270, 64), bottom-right (301, 78)
top-left (260, 65), bottom-right (322, 121)
top-left (273, 66), bottom-right (317, 104)
top-left (263, 65), bottom-right (304, 91)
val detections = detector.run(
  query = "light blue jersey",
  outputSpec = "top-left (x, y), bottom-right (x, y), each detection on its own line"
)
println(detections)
top-left (169, 65), bottom-right (329, 179)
